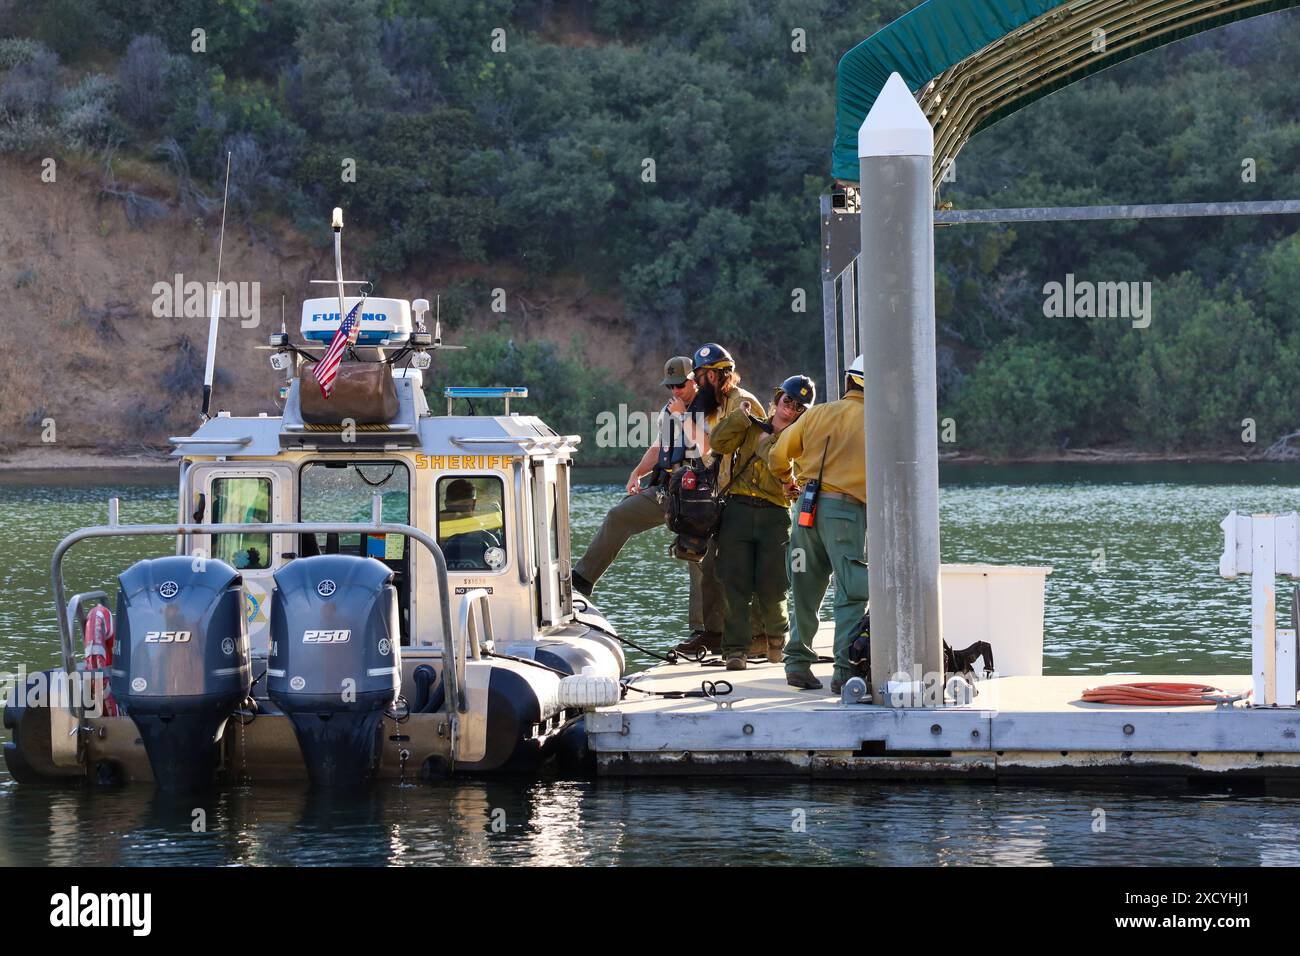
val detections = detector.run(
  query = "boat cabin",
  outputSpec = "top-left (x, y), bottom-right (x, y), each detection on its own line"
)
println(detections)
top-left (170, 293), bottom-right (581, 664)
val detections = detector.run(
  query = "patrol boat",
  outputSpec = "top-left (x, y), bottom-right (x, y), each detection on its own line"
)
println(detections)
top-left (3, 209), bottom-right (625, 789)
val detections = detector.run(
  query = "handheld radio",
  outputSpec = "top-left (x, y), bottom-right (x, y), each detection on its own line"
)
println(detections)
top-left (797, 438), bottom-right (831, 528)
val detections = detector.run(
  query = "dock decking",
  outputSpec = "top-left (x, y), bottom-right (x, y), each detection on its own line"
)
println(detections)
top-left (588, 626), bottom-right (1300, 783)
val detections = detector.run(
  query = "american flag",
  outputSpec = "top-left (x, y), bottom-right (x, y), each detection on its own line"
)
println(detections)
top-left (316, 299), bottom-right (363, 399)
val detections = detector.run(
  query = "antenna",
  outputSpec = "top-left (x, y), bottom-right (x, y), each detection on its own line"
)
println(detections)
top-left (199, 151), bottom-right (233, 422)
top-left (434, 294), bottom-right (442, 348)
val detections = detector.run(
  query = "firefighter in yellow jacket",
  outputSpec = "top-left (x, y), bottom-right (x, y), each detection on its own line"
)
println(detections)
top-left (767, 356), bottom-right (867, 693)
top-left (673, 343), bottom-right (766, 656)
top-left (709, 375), bottom-right (814, 670)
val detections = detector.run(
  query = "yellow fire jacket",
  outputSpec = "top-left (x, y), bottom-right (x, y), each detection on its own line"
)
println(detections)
top-left (709, 409), bottom-right (788, 507)
top-left (767, 390), bottom-right (865, 502)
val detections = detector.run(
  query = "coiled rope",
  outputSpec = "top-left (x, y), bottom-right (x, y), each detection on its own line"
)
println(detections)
top-left (1078, 682), bottom-right (1238, 706)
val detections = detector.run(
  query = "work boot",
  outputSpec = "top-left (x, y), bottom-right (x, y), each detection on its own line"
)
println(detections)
top-left (830, 678), bottom-right (845, 695)
top-left (571, 571), bottom-right (594, 597)
top-left (725, 651), bottom-right (748, 671)
top-left (766, 635), bottom-right (785, 664)
top-left (674, 630), bottom-right (721, 655)
top-left (747, 634), bottom-right (766, 658)
top-left (786, 669), bottom-right (823, 690)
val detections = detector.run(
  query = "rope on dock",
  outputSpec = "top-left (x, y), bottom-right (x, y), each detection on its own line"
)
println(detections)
top-left (621, 679), bottom-right (733, 701)
top-left (1078, 682), bottom-right (1236, 706)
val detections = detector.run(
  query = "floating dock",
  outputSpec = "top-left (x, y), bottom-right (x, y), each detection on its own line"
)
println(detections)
top-left (588, 625), bottom-right (1300, 786)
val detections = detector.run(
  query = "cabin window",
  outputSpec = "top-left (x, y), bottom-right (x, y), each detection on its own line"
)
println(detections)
top-left (300, 461), bottom-right (410, 558)
top-left (436, 476), bottom-right (507, 572)
top-left (211, 476), bottom-right (271, 570)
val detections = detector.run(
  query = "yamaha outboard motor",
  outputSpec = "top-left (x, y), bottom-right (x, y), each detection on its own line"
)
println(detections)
top-left (268, 555), bottom-right (401, 787)
top-left (112, 557), bottom-right (251, 791)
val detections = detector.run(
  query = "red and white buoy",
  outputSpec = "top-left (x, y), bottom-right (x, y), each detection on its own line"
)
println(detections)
top-left (84, 604), bottom-right (118, 717)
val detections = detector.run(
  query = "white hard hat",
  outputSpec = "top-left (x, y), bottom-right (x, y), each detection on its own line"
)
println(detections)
top-left (846, 354), bottom-right (864, 384)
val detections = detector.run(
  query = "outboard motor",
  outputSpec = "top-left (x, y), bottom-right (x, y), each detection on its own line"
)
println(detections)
top-left (267, 555), bottom-right (401, 786)
top-left (112, 557), bottom-right (251, 791)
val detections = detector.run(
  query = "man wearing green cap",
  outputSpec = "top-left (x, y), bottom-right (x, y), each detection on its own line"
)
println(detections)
top-left (572, 356), bottom-right (720, 648)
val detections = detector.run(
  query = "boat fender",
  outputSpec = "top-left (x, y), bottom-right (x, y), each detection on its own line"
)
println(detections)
top-left (558, 674), bottom-right (620, 710)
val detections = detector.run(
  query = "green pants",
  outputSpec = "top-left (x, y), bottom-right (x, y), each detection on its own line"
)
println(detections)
top-left (715, 496), bottom-right (791, 653)
top-left (574, 487), bottom-right (723, 633)
top-left (785, 496), bottom-right (868, 682)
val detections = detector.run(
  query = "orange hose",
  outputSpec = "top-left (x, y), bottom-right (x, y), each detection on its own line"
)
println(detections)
top-left (1078, 682), bottom-right (1231, 706)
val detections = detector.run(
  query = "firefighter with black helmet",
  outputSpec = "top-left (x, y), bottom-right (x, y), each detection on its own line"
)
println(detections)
top-left (672, 343), bottom-right (766, 656)
top-left (767, 356), bottom-right (867, 693)
top-left (709, 374), bottom-right (815, 670)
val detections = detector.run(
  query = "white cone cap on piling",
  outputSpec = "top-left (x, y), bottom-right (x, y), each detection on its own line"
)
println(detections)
top-left (858, 72), bottom-right (933, 158)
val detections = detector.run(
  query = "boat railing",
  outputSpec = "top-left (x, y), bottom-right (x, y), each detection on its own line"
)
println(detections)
top-left (65, 590), bottom-right (109, 661)
top-left (456, 588), bottom-right (495, 697)
top-left (49, 499), bottom-right (463, 763)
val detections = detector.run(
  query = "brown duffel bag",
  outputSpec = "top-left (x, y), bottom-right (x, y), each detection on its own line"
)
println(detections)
top-left (300, 361), bottom-right (399, 424)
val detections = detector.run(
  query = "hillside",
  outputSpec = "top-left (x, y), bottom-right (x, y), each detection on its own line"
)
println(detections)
top-left (0, 157), bottom-right (645, 462)
top-left (2, 0), bottom-right (1300, 461)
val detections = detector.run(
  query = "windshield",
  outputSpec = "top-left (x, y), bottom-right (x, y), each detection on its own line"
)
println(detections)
top-left (300, 461), bottom-right (410, 559)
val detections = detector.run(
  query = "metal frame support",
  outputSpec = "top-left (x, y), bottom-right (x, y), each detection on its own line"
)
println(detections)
top-left (858, 73), bottom-right (944, 707)
top-left (1220, 510), bottom-right (1300, 707)
top-left (820, 196), bottom-right (1300, 276)
top-left (50, 515), bottom-right (463, 754)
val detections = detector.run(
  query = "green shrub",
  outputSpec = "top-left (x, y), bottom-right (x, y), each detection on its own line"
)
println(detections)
top-left (950, 340), bottom-right (1106, 456)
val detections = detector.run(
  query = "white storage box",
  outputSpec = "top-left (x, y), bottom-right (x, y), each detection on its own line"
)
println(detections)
top-left (940, 564), bottom-right (1051, 677)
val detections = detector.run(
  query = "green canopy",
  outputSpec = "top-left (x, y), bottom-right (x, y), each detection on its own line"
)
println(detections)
top-left (833, 0), bottom-right (1300, 182)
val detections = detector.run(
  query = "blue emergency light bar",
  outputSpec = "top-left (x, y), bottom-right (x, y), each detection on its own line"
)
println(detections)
top-left (444, 387), bottom-right (529, 399)
top-left (444, 386), bottom-right (528, 415)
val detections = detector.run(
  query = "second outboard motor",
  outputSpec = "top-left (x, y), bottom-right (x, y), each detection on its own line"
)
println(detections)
top-left (112, 557), bottom-right (251, 790)
top-left (268, 555), bottom-right (401, 786)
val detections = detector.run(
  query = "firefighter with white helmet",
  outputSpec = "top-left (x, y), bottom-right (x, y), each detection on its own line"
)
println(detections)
top-left (766, 355), bottom-right (868, 692)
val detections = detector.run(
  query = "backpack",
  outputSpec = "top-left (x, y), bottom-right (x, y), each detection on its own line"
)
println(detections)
top-left (665, 458), bottom-right (724, 562)
top-left (846, 608), bottom-right (996, 683)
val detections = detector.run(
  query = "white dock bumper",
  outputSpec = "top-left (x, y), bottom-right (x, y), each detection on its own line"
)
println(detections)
top-left (558, 674), bottom-right (621, 710)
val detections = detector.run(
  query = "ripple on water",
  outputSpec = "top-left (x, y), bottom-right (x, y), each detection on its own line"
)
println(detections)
top-left (2, 464), bottom-right (1299, 866)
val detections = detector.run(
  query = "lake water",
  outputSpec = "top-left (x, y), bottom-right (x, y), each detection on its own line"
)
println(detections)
top-left (3, 463), bottom-right (1300, 866)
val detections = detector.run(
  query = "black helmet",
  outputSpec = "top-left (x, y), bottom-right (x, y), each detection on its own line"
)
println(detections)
top-left (692, 343), bottom-right (735, 371)
top-left (777, 374), bottom-right (816, 407)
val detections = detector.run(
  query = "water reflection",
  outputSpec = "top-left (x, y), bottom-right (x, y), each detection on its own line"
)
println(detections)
top-left (5, 464), bottom-right (1300, 866)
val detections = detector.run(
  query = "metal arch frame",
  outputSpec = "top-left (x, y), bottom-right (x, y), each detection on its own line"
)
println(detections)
top-left (50, 515), bottom-right (463, 763)
top-left (819, 194), bottom-right (1300, 404)
top-left (924, 0), bottom-right (1300, 193)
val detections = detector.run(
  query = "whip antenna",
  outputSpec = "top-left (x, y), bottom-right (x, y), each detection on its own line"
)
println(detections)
top-left (199, 151), bottom-right (233, 422)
